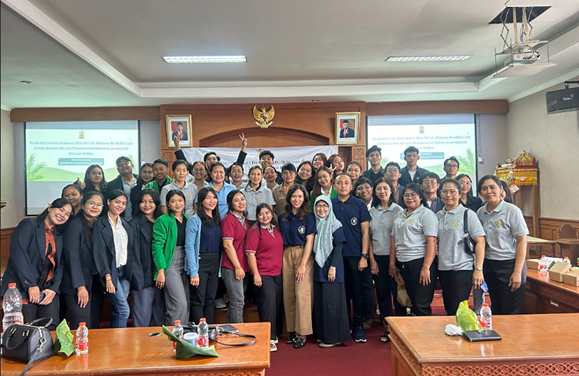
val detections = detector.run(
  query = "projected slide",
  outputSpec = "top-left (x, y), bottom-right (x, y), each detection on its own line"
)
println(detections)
top-left (25, 121), bottom-right (139, 215)
top-left (367, 114), bottom-right (477, 187)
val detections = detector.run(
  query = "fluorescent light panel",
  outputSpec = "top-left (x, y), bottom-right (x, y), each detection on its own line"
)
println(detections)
top-left (162, 55), bottom-right (247, 64)
top-left (386, 56), bottom-right (470, 62)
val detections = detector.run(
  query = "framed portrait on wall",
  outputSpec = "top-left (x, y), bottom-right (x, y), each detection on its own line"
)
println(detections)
top-left (335, 112), bottom-right (360, 145)
top-left (166, 114), bottom-right (192, 147)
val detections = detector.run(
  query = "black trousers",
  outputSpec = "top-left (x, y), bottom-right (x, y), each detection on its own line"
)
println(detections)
top-left (397, 257), bottom-right (437, 316)
top-left (483, 258), bottom-right (526, 315)
top-left (254, 274), bottom-right (282, 340)
top-left (189, 252), bottom-right (220, 324)
top-left (438, 270), bottom-right (473, 316)
top-left (61, 294), bottom-right (92, 329)
top-left (343, 256), bottom-right (374, 327)
top-left (22, 297), bottom-right (60, 331)
top-left (373, 255), bottom-right (405, 323)
top-left (90, 274), bottom-right (105, 329)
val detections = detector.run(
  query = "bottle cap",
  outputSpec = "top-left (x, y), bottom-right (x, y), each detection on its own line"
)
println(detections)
top-left (8, 283), bottom-right (16, 288)
top-left (174, 320), bottom-right (181, 324)
top-left (482, 303), bottom-right (489, 307)
top-left (541, 254), bottom-right (546, 258)
top-left (79, 322), bottom-right (86, 326)
top-left (200, 318), bottom-right (206, 322)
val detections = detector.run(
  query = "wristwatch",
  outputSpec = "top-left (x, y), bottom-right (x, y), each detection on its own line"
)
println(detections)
top-left (361, 253), bottom-right (369, 260)
top-left (475, 266), bottom-right (483, 272)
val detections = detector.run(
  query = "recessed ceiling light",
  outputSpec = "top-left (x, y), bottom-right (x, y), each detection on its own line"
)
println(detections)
top-left (162, 55), bottom-right (247, 64)
top-left (385, 56), bottom-right (470, 62)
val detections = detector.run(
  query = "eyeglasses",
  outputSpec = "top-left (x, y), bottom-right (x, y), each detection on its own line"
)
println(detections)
top-left (459, 181), bottom-right (471, 186)
top-left (446, 164), bottom-right (459, 168)
top-left (403, 193), bottom-right (419, 199)
top-left (117, 162), bottom-right (131, 167)
top-left (386, 169), bottom-right (399, 174)
top-left (440, 190), bottom-right (459, 196)
top-left (87, 201), bottom-right (104, 208)
top-left (315, 203), bottom-right (329, 209)
top-left (422, 180), bottom-right (438, 186)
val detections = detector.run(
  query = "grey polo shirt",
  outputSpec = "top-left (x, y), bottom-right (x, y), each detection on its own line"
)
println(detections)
top-left (243, 184), bottom-right (276, 221)
top-left (477, 201), bottom-right (528, 261)
top-left (160, 180), bottom-right (198, 217)
top-left (393, 205), bottom-right (438, 262)
top-left (437, 205), bottom-right (485, 271)
top-left (369, 203), bottom-right (403, 256)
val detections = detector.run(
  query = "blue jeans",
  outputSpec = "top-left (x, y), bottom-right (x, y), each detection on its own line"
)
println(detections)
top-left (221, 267), bottom-right (247, 323)
top-left (108, 266), bottom-right (131, 328)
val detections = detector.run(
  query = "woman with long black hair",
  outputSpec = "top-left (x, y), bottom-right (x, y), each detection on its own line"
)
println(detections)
top-left (79, 164), bottom-right (108, 193)
top-left (153, 189), bottom-right (190, 324)
top-left (93, 189), bottom-right (139, 328)
top-left (61, 191), bottom-right (104, 329)
top-left (61, 183), bottom-right (83, 217)
top-left (129, 188), bottom-right (165, 327)
top-left (186, 187), bottom-right (222, 324)
top-left (1, 198), bottom-right (73, 330)
top-left (130, 163), bottom-right (155, 211)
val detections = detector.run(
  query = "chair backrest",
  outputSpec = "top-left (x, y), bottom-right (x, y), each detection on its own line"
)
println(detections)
top-left (557, 224), bottom-right (578, 239)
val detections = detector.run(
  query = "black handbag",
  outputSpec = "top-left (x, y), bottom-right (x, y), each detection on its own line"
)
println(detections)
top-left (462, 210), bottom-right (476, 255)
top-left (2, 318), bottom-right (55, 376)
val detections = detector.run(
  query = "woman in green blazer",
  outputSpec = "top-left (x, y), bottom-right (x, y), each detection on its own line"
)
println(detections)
top-left (152, 190), bottom-right (190, 325)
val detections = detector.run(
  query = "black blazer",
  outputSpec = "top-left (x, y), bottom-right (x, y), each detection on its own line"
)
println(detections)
top-left (339, 128), bottom-right (355, 138)
top-left (103, 173), bottom-right (139, 216)
top-left (399, 166), bottom-right (430, 187)
top-left (461, 195), bottom-right (483, 212)
top-left (129, 215), bottom-right (154, 290)
top-left (61, 216), bottom-right (95, 296)
top-left (1, 218), bottom-right (64, 299)
top-left (92, 215), bottom-right (142, 291)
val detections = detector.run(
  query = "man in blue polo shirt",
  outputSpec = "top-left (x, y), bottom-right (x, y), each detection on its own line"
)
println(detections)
top-left (332, 173), bottom-right (372, 343)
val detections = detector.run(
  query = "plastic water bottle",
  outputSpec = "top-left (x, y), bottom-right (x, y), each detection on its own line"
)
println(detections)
top-left (563, 256), bottom-right (571, 265)
top-left (172, 320), bottom-right (184, 352)
top-left (197, 318), bottom-right (209, 348)
top-left (2, 283), bottom-right (24, 332)
top-left (539, 255), bottom-right (549, 273)
top-left (480, 303), bottom-right (492, 331)
top-left (75, 322), bottom-right (89, 355)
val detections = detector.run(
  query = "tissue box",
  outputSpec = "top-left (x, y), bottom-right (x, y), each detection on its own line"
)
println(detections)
top-left (527, 259), bottom-right (541, 270)
top-left (548, 262), bottom-right (573, 282)
top-left (563, 269), bottom-right (579, 287)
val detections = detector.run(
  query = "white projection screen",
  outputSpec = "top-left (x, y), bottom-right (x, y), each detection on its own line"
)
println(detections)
top-left (25, 121), bottom-right (140, 215)
top-left (367, 114), bottom-right (477, 191)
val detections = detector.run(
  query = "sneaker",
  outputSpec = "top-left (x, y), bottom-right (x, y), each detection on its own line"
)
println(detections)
top-left (215, 298), bottom-right (227, 309)
top-left (363, 317), bottom-right (374, 330)
top-left (273, 336), bottom-right (278, 344)
top-left (270, 341), bottom-right (278, 352)
top-left (353, 326), bottom-right (367, 343)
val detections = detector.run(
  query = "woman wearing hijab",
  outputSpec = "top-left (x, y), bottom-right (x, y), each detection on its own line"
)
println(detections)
top-left (312, 195), bottom-right (350, 348)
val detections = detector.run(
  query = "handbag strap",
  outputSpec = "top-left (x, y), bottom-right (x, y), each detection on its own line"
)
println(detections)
top-left (463, 209), bottom-right (469, 237)
top-left (214, 332), bottom-right (256, 347)
top-left (20, 337), bottom-right (48, 376)
top-left (26, 317), bottom-right (53, 328)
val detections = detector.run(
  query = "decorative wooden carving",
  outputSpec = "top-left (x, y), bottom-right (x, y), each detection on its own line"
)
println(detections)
top-left (423, 362), bottom-right (579, 376)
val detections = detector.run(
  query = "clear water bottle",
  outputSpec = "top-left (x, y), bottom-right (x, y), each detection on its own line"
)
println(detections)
top-left (172, 320), bottom-right (184, 352)
top-left (563, 256), bottom-right (571, 265)
top-left (197, 318), bottom-right (209, 348)
top-left (480, 303), bottom-right (492, 331)
top-left (75, 322), bottom-right (89, 355)
top-left (2, 283), bottom-right (24, 332)
top-left (539, 255), bottom-right (549, 273)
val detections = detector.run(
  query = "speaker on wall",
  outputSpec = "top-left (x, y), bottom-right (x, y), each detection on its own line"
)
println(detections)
top-left (546, 87), bottom-right (579, 114)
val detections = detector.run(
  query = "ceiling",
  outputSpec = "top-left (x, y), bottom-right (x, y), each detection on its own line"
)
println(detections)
top-left (1, 0), bottom-right (579, 109)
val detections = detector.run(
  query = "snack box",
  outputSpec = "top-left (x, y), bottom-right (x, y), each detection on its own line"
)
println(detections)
top-left (526, 259), bottom-right (541, 270)
top-left (563, 269), bottom-right (579, 287)
top-left (548, 262), bottom-right (573, 283)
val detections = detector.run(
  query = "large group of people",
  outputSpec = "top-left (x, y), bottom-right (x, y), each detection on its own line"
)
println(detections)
top-left (2, 138), bottom-right (528, 352)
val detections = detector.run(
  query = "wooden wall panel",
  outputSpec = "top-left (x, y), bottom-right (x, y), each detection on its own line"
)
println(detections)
top-left (160, 102), bottom-right (367, 166)
top-left (1, 227), bottom-right (14, 270)
top-left (524, 217), bottom-right (579, 240)
top-left (366, 100), bottom-right (509, 116)
top-left (10, 107), bottom-right (160, 122)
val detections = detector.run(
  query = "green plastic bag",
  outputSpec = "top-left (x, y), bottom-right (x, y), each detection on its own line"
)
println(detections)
top-left (455, 300), bottom-right (482, 331)
top-left (54, 319), bottom-right (76, 357)
top-left (162, 325), bottom-right (219, 359)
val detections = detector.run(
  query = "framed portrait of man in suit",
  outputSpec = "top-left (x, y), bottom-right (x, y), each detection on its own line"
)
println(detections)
top-left (336, 112), bottom-right (360, 145)
top-left (166, 114), bottom-right (192, 147)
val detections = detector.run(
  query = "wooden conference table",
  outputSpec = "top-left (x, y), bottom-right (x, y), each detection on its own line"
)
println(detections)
top-left (387, 314), bottom-right (579, 376)
top-left (1, 323), bottom-right (270, 376)
top-left (525, 269), bottom-right (579, 313)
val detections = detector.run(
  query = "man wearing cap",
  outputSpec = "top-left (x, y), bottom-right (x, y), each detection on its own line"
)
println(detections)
top-left (105, 156), bottom-right (140, 221)
top-left (362, 145), bottom-right (384, 184)
top-left (340, 120), bottom-right (355, 138)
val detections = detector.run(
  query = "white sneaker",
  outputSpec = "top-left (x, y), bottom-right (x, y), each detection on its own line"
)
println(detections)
top-left (215, 298), bottom-right (227, 309)
top-left (270, 341), bottom-right (278, 352)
